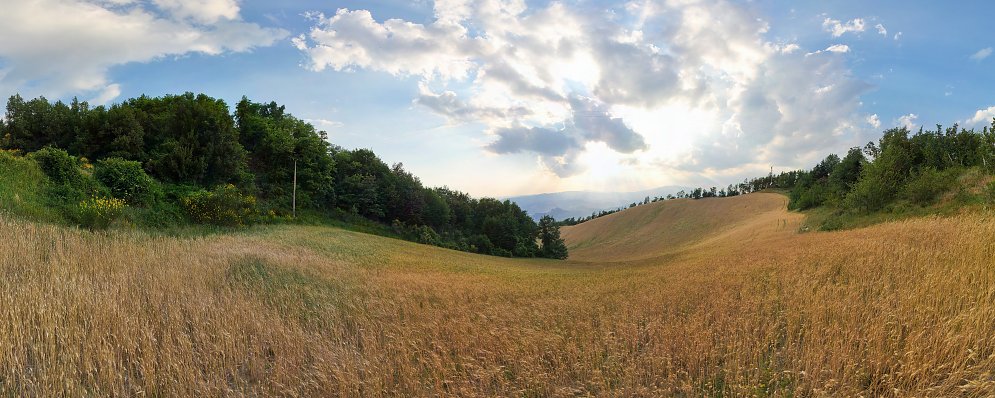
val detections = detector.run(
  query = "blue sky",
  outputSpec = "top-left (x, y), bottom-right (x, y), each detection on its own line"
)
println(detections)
top-left (1, 0), bottom-right (993, 197)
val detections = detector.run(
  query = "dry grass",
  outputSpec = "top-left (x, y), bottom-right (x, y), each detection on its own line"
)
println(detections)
top-left (560, 193), bottom-right (792, 262)
top-left (2, 193), bottom-right (995, 396)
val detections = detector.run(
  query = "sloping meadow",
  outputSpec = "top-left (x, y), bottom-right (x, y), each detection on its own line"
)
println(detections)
top-left (2, 193), bottom-right (994, 396)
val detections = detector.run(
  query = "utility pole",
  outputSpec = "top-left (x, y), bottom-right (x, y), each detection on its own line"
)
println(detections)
top-left (292, 159), bottom-right (297, 218)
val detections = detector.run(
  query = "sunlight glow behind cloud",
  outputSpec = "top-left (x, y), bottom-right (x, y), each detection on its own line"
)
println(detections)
top-left (295, 0), bottom-right (872, 182)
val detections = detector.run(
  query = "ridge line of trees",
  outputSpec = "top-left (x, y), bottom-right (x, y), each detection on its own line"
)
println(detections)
top-left (0, 93), bottom-right (568, 259)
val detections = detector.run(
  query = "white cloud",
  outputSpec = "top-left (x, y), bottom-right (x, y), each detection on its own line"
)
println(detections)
top-left (825, 44), bottom-right (851, 53)
top-left (822, 17), bottom-right (865, 37)
top-left (779, 43), bottom-right (800, 54)
top-left (866, 114), bottom-right (881, 129)
top-left (152, 0), bottom-right (239, 24)
top-left (894, 32), bottom-right (903, 41)
top-left (965, 106), bottom-right (995, 127)
top-left (297, 1), bottom-right (871, 178)
top-left (88, 83), bottom-right (121, 105)
top-left (0, 0), bottom-right (287, 99)
top-left (970, 47), bottom-right (993, 61)
top-left (875, 23), bottom-right (887, 36)
top-left (304, 118), bottom-right (344, 129)
top-left (807, 44), bottom-right (850, 56)
top-left (897, 113), bottom-right (918, 130)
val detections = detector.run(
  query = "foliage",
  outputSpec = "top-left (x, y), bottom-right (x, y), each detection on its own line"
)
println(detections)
top-left (0, 150), bottom-right (63, 222)
top-left (900, 167), bottom-right (954, 206)
top-left (1, 93), bottom-right (560, 258)
top-left (94, 157), bottom-right (160, 206)
top-left (181, 184), bottom-right (258, 227)
top-left (538, 215), bottom-right (569, 259)
top-left (236, 98), bottom-right (335, 208)
top-left (30, 147), bottom-right (82, 185)
top-left (71, 196), bottom-right (125, 230)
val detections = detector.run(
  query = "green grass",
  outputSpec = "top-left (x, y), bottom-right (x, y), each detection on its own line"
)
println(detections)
top-left (0, 150), bottom-right (63, 223)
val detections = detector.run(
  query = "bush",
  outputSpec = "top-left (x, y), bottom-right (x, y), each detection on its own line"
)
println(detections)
top-left (901, 168), bottom-right (953, 206)
top-left (71, 196), bottom-right (125, 229)
top-left (819, 215), bottom-right (845, 231)
top-left (844, 169), bottom-right (898, 213)
top-left (181, 184), bottom-right (258, 227)
top-left (94, 157), bottom-right (161, 206)
top-left (415, 225), bottom-right (441, 245)
top-left (30, 147), bottom-right (81, 184)
top-left (790, 183), bottom-right (830, 210)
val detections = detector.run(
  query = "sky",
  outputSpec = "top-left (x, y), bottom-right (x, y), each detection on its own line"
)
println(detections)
top-left (1, 0), bottom-right (994, 197)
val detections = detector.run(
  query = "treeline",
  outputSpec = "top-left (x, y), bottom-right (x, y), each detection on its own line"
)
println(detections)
top-left (559, 121), bottom-right (995, 228)
top-left (788, 123), bottom-right (995, 217)
top-left (0, 93), bottom-right (568, 259)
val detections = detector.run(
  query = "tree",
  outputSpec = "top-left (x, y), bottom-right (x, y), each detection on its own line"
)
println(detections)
top-left (236, 97), bottom-right (335, 210)
top-left (538, 215), bottom-right (568, 259)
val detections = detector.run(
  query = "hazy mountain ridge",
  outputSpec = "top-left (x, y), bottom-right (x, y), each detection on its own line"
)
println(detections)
top-left (506, 186), bottom-right (691, 220)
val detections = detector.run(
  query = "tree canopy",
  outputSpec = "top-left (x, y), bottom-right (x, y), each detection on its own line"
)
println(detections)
top-left (0, 93), bottom-right (569, 259)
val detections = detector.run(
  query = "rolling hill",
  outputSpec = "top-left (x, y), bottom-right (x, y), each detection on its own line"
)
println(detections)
top-left (2, 192), bottom-right (995, 396)
top-left (561, 192), bottom-right (796, 262)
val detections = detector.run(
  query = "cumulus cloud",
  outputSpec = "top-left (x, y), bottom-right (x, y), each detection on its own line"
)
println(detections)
top-left (153, 0), bottom-right (239, 24)
top-left (822, 17), bottom-right (865, 37)
top-left (866, 114), bottom-right (881, 129)
top-left (415, 83), bottom-right (533, 124)
top-left (485, 96), bottom-right (645, 176)
top-left (965, 106), bottom-right (995, 127)
top-left (779, 43), bottom-right (801, 54)
top-left (970, 47), bottom-right (993, 61)
top-left (0, 0), bottom-right (287, 100)
top-left (875, 23), bottom-right (887, 36)
top-left (897, 113), bottom-right (919, 130)
top-left (297, 0), bottom-right (871, 178)
top-left (89, 83), bottom-right (121, 105)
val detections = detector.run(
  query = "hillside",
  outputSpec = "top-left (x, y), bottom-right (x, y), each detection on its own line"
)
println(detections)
top-left (3, 192), bottom-right (995, 395)
top-left (562, 193), bottom-right (797, 262)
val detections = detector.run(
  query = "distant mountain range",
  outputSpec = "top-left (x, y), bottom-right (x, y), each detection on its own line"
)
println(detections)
top-left (505, 186), bottom-right (691, 221)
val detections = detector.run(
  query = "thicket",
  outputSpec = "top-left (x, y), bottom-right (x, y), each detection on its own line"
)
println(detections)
top-left (0, 93), bottom-right (566, 258)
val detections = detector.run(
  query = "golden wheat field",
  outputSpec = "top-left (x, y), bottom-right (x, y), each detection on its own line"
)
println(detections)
top-left (2, 192), bottom-right (995, 396)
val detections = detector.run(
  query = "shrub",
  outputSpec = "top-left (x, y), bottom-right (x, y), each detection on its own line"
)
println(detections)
top-left (844, 168), bottom-right (898, 213)
top-left (181, 184), bottom-right (258, 227)
top-left (901, 168), bottom-right (953, 206)
top-left (30, 147), bottom-right (81, 184)
top-left (415, 225), bottom-right (441, 245)
top-left (819, 216), bottom-right (845, 231)
top-left (72, 196), bottom-right (125, 230)
top-left (94, 157), bottom-right (160, 206)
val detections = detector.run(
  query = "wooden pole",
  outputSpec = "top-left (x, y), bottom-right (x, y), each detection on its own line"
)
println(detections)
top-left (292, 159), bottom-right (297, 218)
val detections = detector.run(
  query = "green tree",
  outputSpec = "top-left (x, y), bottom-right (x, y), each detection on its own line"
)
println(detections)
top-left (538, 215), bottom-right (568, 259)
top-left (236, 98), bottom-right (335, 210)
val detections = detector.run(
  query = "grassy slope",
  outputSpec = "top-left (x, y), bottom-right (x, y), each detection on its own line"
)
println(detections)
top-left (2, 188), bottom-right (995, 395)
top-left (561, 193), bottom-right (794, 262)
top-left (0, 151), bottom-right (63, 223)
